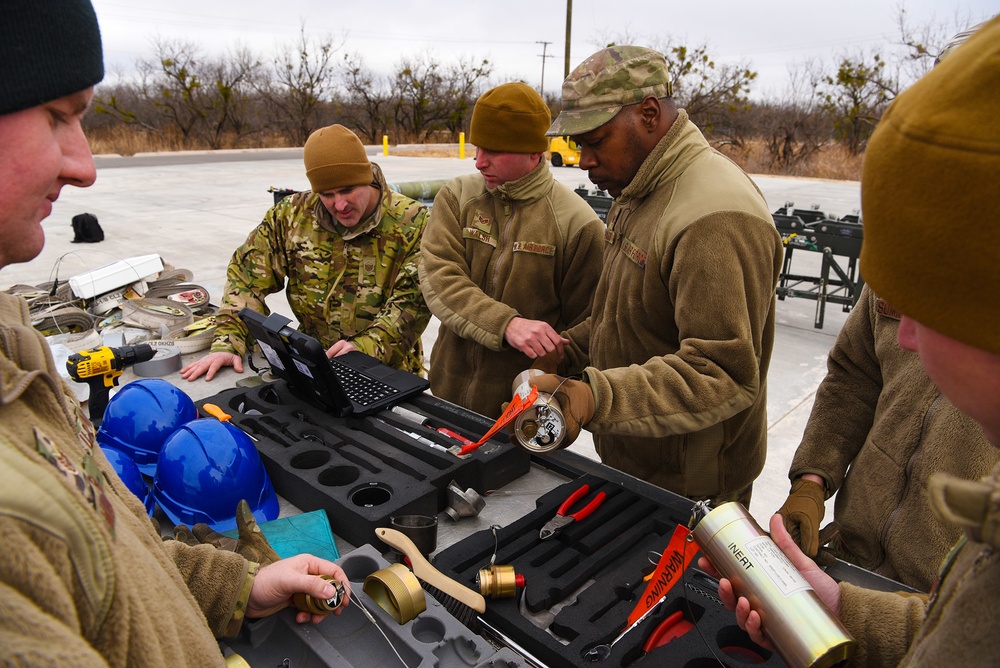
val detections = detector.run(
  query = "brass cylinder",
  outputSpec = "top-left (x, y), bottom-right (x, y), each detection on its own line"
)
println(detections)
top-left (363, 563), bottom-right (426, 624)
top-left (510, 370), bottom-right (567, 453)
top-left (292, 575), bottom-right (346, 615)
top-left (692, 503), bottom-right (855, 668)
top-left (477, 564), bottom-right (520, 598)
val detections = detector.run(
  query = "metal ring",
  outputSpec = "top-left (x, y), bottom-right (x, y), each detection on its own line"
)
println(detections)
top-left (363, 563), bottom-right (426, 624)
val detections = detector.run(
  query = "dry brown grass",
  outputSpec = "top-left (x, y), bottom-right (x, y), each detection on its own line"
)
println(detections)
top-left (715, 137), bottom-right (864, 181)
top-left (86, 126), bottom-right (865, 182)
top-left (87, 127), bottom-right (297, 156)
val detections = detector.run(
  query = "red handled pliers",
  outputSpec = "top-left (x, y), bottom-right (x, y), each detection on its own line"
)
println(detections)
top-left (539, 484), bottom-right (607, 540)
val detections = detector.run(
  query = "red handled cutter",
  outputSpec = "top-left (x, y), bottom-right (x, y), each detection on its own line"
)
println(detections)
top-left (539, 483), bottom-right (607, 540)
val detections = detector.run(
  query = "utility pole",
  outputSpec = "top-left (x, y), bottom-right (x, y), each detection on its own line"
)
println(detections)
top-left (537, 40), bottom-right (553, 95)
top-left (564, 0), bottom-right (573, 78)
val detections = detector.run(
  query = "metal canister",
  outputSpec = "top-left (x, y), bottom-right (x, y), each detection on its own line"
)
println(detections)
top-left (510, 369), bottom-right (568, 453)
top-left (476, 564), bottom-right (524, 598)
top-left (691, 503), bottom-right (855, 668)
top-left (292, 574), bottom-right (347, 615)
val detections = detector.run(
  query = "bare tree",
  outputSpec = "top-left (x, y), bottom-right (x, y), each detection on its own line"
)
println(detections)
top-left (144, 38), bottom-right (208, 141)
top-left (340, 52), bottom-right (394, 144)
top-left (393, 55), bottom-right (446, 142)
top-left (259, 26), bottom-right (343, 146)
top-left (817, 50), bottom-right (895, 155)
top-left (441, 56), bottom-right (493, 139)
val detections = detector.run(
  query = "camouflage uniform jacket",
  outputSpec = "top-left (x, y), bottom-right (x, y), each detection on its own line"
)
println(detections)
top-left (838, 461), bottom-right (1000, 667)
top-left (0, 292), bottom-right (251, 666)
top-left (563, 111), bottom-right (784, 503)
top-left (789, 285), bottom-right (994, 591)
top-left (212, 163), bottom-right (430, 374)
top-left (420, 159), bottom-right (605, 418)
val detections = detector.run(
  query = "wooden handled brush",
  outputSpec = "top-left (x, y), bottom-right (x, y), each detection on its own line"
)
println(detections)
top-left (376, 527), bottom-right (487, 614)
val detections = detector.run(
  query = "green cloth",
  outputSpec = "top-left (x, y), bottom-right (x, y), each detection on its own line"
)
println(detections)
top-left (223, 509), bottom-right (340, 562)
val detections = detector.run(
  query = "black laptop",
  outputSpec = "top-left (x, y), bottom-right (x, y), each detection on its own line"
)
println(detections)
top-left (240, 308), bottom-right (429, 417)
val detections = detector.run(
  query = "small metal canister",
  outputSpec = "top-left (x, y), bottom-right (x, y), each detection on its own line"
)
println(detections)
top-left (292, 575), bottom-right (347, 615)
top-left (692, 503), bottom-right (855, 668)
top-left (510, 369), bottom-right (568, 453)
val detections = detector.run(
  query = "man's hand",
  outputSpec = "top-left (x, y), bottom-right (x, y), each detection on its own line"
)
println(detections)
top-left (531, 373), bottom-right (595, 445)
top-left (699, 514), bottom-right (841, 649)
top-left (248, 554), bottom-right (351, 624)
top-left (326, 340), bottom-right (360, 358)
top-left (180, 351), bottom-right (243, 382)
top-left (504, 317), bottom-right (569, 359)
top-left (777, 476), bottom-right (826, 557)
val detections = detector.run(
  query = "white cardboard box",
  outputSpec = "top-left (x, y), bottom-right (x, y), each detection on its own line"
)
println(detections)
top-left (69, 254), bottom-right (164, 300)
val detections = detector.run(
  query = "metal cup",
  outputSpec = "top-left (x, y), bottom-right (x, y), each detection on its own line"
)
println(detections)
top-left (389, 514), bottom-right (438, 557)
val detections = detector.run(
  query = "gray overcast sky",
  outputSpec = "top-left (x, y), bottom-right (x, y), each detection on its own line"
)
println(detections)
top-left (91, 0), bottom-right (994, 98)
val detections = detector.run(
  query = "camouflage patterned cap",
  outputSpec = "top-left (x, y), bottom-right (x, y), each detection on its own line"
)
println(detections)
top-left (547, 45), bottom-right (672, 137)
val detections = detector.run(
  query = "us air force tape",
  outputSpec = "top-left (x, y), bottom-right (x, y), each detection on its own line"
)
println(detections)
top-left (164, 317), bottom-right (216, 354)
top-left (133, 344), bottom-right (182, 377)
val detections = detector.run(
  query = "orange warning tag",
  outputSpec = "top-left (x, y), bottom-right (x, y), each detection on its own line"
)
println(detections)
top-left (626, 524), bottom-right (696, 627)
top-left (459, 386), bottom-right (539, 455)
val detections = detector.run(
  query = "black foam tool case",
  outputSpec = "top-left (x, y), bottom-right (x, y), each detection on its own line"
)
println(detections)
top-left (198, 383), bottom-right (530, 549)
top-left (221, 543), bottom-right (534, 667)
top-left (433, 470), bottom-right (784, 668)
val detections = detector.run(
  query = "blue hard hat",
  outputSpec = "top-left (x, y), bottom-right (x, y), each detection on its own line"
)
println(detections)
top-left (95, 379), bottom-right (198, 476)
top-left (152, 418), bottom-right (279, 532)
top-left (100, 445), bottom-right (154, 516)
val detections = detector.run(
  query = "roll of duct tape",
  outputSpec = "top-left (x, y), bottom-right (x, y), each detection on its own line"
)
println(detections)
top-left (133, 345), bottom-right (182, 377)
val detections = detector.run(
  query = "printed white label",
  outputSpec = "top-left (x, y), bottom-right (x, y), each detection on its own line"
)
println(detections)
top-left (293, 359), bottom-right (314, 379)
top-left (744, 536), bottom-right (812, 598)
top-left (258, 341), bottom-right (284, 370)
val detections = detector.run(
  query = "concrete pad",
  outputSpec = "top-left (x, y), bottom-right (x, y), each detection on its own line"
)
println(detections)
top-left (2, 150), bottom-right (858, 525)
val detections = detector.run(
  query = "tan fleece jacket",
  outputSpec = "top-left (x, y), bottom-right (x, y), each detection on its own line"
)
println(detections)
top-left (564, 111), bottom-right (783, 502)
top-left (790, 286), bottom-right (995, 591)
top-left (0, 292), bottom-right (250, 666)
top-left (838, 461), bottom-right (1000, 666)
top-left (420, 158), bottom-right (605, 418)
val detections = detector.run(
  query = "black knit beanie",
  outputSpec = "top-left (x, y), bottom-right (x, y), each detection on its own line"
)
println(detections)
top-left (0, 0), bottom-right (105, 115)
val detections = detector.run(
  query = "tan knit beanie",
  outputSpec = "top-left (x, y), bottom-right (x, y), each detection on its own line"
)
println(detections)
top-left (470, 82), bottom-right (551, 153)
top-left (860, 16), bottom-right (1000, 355)
top-left (303, 125), bottom-right (372, 192)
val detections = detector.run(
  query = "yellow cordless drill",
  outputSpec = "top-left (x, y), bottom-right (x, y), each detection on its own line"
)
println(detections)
top-left (67, 344), bottom-right (155, 425)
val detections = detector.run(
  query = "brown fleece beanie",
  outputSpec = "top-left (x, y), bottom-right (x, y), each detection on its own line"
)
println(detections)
top-left (860, 16), bottom-right (1000, 355)
top-left (470, 82), bottom-right (551, 153)
top-left (303, 125), bottom-right (372, 192)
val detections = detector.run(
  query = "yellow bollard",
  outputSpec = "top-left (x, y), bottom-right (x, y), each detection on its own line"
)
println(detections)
top-left (382, 135), bottom-right (389, 156)
top-left (459, 132), bottom-right (465, 160)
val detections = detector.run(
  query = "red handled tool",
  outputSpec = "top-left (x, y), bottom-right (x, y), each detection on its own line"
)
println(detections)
top-left (539, 483), bottom-right (607, 540)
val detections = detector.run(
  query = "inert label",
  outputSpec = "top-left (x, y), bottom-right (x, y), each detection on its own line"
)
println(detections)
top-left (744, 535), bottom-right (812, 598)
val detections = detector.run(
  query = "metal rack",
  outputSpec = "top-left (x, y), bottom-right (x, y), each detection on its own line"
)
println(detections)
top-left (773, 203), bottom-right (865, 328)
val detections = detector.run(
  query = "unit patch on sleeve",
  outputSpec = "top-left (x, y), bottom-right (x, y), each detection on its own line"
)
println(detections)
top-left (513, 241), bottom-right (556, 256)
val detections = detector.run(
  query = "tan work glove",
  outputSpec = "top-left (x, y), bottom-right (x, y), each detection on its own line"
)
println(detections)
top-left (529, 349), bottom-right (563, 375)
top-left (777, 478), bottom-right (826, 557)
top-left (531, 374), bottom-right (595, 446)
top-left (173, 499), bottom-right (281, 566)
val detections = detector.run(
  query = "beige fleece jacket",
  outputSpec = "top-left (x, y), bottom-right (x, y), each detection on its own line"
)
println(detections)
top-left (564, 111), bottom-right (783, 502)
top-left (420, 158), bottom-right (605, 418)
top-left (790, 286), bottom-right (995, 591)
top-left (0, 292), bottom-right (250, 666)
top-left (838, 461), bottom-right (1000, 666)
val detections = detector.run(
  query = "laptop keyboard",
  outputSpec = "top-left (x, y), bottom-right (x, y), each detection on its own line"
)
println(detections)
top-left (329, 357), bottom-right (399, 406)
